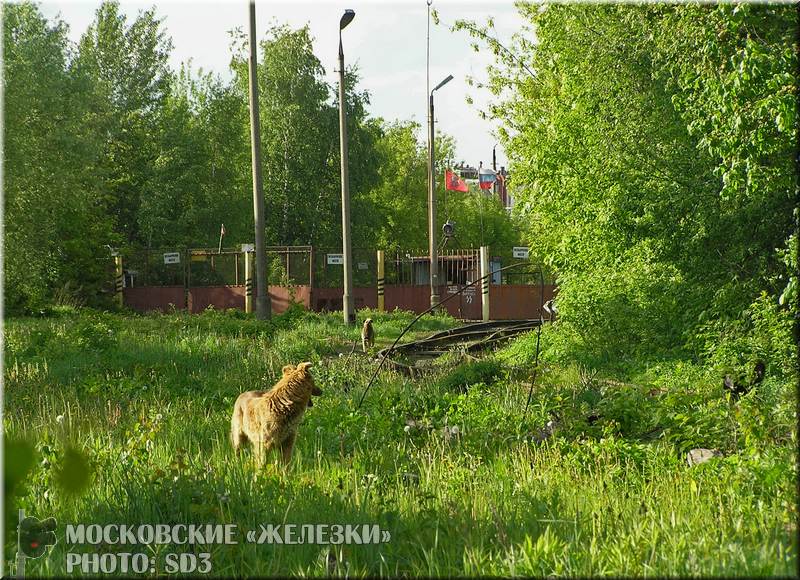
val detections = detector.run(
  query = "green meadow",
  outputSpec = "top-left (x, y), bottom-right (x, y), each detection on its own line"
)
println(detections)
top-left (3, 307), bottom-right (796, 576)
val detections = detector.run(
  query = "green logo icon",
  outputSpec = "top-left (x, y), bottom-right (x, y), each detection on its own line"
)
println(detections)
top-left (19, 516), bottom-right (57, 558)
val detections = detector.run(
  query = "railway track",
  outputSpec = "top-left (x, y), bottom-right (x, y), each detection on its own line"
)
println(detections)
top-left (375, 319), bottom-right (542, 375)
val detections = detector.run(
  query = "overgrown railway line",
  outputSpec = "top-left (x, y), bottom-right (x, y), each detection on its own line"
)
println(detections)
top-left (375, 319), bottom-right (542, 375)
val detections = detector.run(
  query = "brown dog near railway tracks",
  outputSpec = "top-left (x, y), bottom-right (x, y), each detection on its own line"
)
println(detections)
top-left (361, 318), bottom-right (375, 353)
top-left (230, 362), bottom-right (321, 465)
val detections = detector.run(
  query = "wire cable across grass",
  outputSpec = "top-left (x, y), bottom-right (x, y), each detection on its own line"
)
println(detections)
top-left (357, 262), bottom-right (546, 422)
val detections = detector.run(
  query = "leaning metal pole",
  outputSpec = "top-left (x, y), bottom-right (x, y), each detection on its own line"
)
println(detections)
top-left (248, 0), bottom-right (271, 320)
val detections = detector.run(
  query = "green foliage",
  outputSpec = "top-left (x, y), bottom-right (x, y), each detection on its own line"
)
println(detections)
top-left (365, 120), bottom-right (521, 251)
top-left (3, 2), bottom-right (117, 313)
top-left (453, 3), bottom-right (797, 363)
top-left (364, 121), bottom-right (430, 250)
top-left (74, 0), bottom-right (174, 246)
top-left (439, 358), bottom-right (504, 392)
top-left (226, 23), bottom-right (383, 248)
top-left (697, 292), bottom-right (797, 380)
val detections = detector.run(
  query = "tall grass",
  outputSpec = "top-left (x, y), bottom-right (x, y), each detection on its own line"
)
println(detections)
top-left (4, 307), bottom-right (796, 576)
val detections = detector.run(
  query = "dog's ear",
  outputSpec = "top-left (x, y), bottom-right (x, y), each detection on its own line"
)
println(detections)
top-left (297, 361), bottom-right (313, 373)
top-left (282, 364), bottom-right (296, 375)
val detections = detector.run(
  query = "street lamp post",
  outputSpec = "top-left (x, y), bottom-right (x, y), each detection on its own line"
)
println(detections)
top-left (428, 74), bottom-right (453, 309)
top-left (338, 9), bottom-right (356, 325)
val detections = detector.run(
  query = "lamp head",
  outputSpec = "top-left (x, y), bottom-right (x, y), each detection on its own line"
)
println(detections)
top-left (340, 9), bottom-right (355, 30)
top-left (432, 74), bottom-right (454, 93)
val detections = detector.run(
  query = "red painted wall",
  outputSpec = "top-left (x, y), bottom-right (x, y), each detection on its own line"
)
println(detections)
top-left (312, 287), bottom-right (376, 312)
top-left (124, 283), bottom-right (556, 320)
top-left (123, 286), bottom-right (185, 312)
top-left (269, 285), bottom-right (312, 314)
top-left (189, 286), bottom-right (245, 313)
top-left (488, 284), bottom-right (557, 320)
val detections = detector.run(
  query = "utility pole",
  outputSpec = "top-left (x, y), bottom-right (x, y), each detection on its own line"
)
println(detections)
top-left (428, 74), bottom-right (453, 309)
top-left (248, 0), bottom-right (270, 319)
top-left (338, 9), bottom-right (356, 325)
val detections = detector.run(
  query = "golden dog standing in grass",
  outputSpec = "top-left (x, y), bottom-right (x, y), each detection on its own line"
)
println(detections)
top-left (361, 318), bottom-right (375, 353)
top-left (230, 362), bottom-right (321, 465)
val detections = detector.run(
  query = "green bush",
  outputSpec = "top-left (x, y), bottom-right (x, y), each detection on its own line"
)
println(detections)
top-left (698, 292), bottom-right (797, 380)
top-left (439, 359), bottom-right (504, 392)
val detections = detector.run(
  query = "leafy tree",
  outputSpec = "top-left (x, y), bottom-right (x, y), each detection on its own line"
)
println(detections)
top-left (453, 3), bottom-right (797, 361)
top-left (653, 4), bottom-right (798, 318)
top-left (442, 188), bottom-right (519, 253)
top-left (74, 0), bottom-right (173, 247)
top-left (229, 23), bottom-right (381, 249)
top-left (3, 2), bottom-right (115, 312)
top-left (363, 121), bottom-right (520, 252)
top-left (362, 120), bottom-right (428, 251)
top-left (141, 66), bottom-right (251, 248)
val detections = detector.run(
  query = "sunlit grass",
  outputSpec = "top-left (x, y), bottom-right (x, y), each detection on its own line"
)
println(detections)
top-left (4, 307), bottom-right (796, 576)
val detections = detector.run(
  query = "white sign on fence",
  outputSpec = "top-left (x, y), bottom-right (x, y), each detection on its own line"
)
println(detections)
top-left (241, 243), bottom-right (255, 252)
top-left (327, 253), bottom-right (344, 265)
top-left (357, 262), bottom-right (368, 270)
top-left (163, 252), bottom-right (181, 265)
top-left (512, 246), bottom-right (530, 259)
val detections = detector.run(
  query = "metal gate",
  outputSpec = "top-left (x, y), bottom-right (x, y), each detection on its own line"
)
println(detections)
top-left (383, 248), bottom-right (481, 320)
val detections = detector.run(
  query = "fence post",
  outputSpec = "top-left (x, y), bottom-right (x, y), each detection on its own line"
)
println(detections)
top-left (114, 254), bottom-right (124, 308)
top-left (480, 246), bottom-right (490, 321)
top-left (377, 250), bottom-right (385, 312)
top-left (285, 246), bottom-right (290, 283)
top-left (184, 249), bottom-right (191, 312)
top-left (245, 250), bottom-right (254, 314)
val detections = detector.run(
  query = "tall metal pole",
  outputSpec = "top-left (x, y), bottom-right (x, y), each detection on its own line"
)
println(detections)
top-left (248, 0), bottom-right (271, 320)
top-left (428, 93), bottom-right (439, 309)
top-left (427, 74), bottom-right (453, 310)
top-left (338, 11), bottom-right (356, 325)
top-left (426, 0), bottom-right (435, 310)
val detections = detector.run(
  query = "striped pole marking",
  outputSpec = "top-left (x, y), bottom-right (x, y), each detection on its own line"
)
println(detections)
top-left (114, 255), bottom-right (123, 307)
top-left (377, 250), bottom-right (385, 312)
top-left (244, 250), bottom-right (254, 313)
